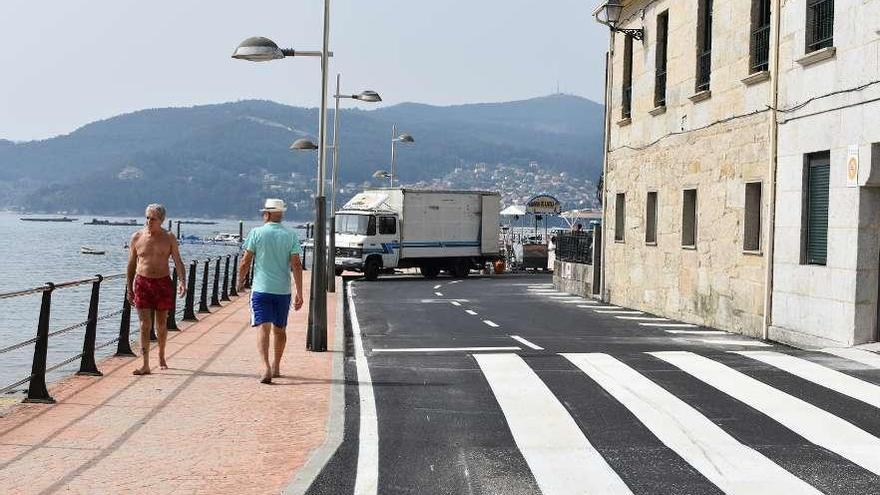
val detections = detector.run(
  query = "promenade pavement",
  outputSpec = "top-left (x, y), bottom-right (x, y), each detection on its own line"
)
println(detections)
top-left (0, 276), bottom-right (338, 495)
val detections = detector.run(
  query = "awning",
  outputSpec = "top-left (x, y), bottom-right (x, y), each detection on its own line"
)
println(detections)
top-left (500, 205), bottom-right (526, 216)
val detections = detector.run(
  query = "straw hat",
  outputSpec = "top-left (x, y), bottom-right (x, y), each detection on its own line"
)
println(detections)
top-left (260, 198), bottom-right (287, 212)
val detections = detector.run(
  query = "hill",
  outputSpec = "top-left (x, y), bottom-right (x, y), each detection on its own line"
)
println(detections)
top-left (0, 94), bottom-right (604, 217)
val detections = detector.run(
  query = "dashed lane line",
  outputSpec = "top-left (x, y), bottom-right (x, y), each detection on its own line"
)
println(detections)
top-left (372, 346), bottom-right (521, 353)
top-left (450, 301), bottom-right (461, 307)
top-left (435, 292), bottom-right (443, 297)
top-left (465, 310), bottom-right (478, 316)
top-left (510, 335), bottom-right (544, 350)
top-left (483, 320), bottom-right (500, 328)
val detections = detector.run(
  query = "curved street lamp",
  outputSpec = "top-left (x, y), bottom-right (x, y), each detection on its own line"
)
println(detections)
top-left (232, 8), bottom-right (332, 354)
top-left (327, 75), bottom-right (382, 292)
top-left (390, 125), bottom-right (415, 187)
top-left (592, 0), bottom-right (644, 40)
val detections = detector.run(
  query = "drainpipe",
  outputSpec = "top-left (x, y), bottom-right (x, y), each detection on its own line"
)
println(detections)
top-left (600, 33), bottom-right (615, 302)
top-left (762, 0), bottom-right (783, 341)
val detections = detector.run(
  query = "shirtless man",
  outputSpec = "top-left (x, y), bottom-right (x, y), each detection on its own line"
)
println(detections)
top-left (126, 203), bottom-right (187, 375)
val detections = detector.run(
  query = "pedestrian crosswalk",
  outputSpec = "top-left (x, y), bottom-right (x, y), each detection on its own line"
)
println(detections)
top-left (474, 350), bottom-right (880, 494)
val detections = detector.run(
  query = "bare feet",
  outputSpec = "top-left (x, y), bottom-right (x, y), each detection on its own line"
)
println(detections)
top-left (272, 366), bottom-right (281, 378)
top-left (260, 368), bottom-right (272, 384)
top-left (159, 358), bottom-right (168, 370)
top-left (133, 367), bottom-right (151, 376)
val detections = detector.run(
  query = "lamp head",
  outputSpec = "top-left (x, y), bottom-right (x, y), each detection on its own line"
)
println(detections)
top-left (372, 170), bottom-right (391, 179)
top-left (290, 138), bottom-right (319, 150)
top-left (232, 36), bottom-right (285, 62)
top-left (594, 0), bottom-right (623, 27)
top-left (396, 133), bottom-right (415, 143)
top-left (355, 90), bottom-right (382, 103)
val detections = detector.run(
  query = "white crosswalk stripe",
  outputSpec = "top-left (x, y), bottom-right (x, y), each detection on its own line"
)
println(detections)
top-left (736, 351), bottom-right (880, 409)
top-left (651, 351), bottom-right (880, 476)
top-left (475, 354), bottom-right (633, 494)
top-left (820, 348), bottom-right (880, 369)
top-left (563, 353), bottom-right (822, 494)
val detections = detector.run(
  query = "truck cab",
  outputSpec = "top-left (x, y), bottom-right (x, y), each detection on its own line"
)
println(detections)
top-left (335, 210), bottom-right (399, 280)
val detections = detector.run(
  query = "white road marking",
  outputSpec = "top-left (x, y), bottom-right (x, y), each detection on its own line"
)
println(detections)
top-left (563, 300), bottom-right (589, 304)
top-left (529, 290), bottom-right (561, 294)
top-left (347, 285), bottom-right (378, 495)
top-left (617, 316), bottom-right (669, 321)
top-left (563, 353), bottom-right (822, 495)
top-left (698, 340), bottom-right (771, 347)
top-left (435, 292), bottom-right (443, 297)
top-left (664, 329), bottom-right (722, 334)
top-left (373, 346), bottom-right (521, 353)
top-left (736, 351), bottom-right (880, 409)
top-left (820, 348), bottom-right (880, 369)
top-left (510, 335), bottom-right (544, 350)
top-left (450, 301), bottom-right (461, 307)
top-left (549, 296), bottom-right (580, 300)
top-left (639, 323), bottom-right (697, 328)
top-left (652, 351), bottom-right (880, 476)
top-left (433, 284), bottom-right (442, 289)
top-left (449, 280), bottom-right (461, 284)
top-left (594, 310), bottom-right (644, 315)
top-left (577, 303), bottom-right (600, 308)
top-left (483, 320), bottom-right (499, 328)
top-left (465, 310), bottom-right (478, 316)
top-left (475, 354), bottom-right (633, 494)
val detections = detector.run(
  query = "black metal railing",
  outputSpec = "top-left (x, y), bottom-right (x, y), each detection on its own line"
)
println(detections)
top-left (0, 253), bottom-right (241, 404)
top-left (807, 0), bottom-right (834, 53)
top-left (555, 231), bottom-right (594, 265)
top-left (696, 49), bottom-right (712, 92)
top-left (751, 24), bottom-right (771, 73)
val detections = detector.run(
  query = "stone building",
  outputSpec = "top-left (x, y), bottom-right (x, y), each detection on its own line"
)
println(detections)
top-left (593, 0), bottom-right (880, 347)
top-left (598, 0), bottom-right (774, 337)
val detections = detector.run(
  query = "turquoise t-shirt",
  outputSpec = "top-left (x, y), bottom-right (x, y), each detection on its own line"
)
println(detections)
top-left (243, 222), bottom-right (302, 295)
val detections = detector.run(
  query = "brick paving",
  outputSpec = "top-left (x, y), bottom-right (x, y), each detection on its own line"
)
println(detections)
top-left (0, 277), bottom-right (336, 495)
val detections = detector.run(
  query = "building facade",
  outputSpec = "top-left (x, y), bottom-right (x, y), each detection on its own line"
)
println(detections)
top-left (601, 0), bottom-right (774, 337)
top-left (770, 0), bottom-right (880, 346)
top-left (600, 0), bottom-right (880, 346)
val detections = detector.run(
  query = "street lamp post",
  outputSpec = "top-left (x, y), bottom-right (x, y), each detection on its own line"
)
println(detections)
top-left (231, 0), bottom-right (333, 352)
top-left (389, 125), bottom-right (414, 187)
top-left (592, 0), bottom-right (644, 40)
top-left (328, 75), bottom-right (382, 292)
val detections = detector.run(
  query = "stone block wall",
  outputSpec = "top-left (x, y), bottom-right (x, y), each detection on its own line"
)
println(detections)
top-left (553, 260), bottom-right (594, 298)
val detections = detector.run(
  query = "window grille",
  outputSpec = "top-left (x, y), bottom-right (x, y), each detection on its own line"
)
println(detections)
top-left (696, 0), bottom-right (713, 92)
top-left (622, 36), bottom-right (633, 118)
top-left (750, 0), bottom-right (771, 73)
top-left (806, 0), bottom-right (834, 53)
top-left (655, 12), bottom-right (668, 107)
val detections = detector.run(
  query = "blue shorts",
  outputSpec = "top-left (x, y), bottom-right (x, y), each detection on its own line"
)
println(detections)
top-left (250, 291), bottom-right (292, 328)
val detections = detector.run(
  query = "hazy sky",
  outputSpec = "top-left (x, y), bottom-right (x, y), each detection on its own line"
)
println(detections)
top-left (0, 1), bottom-right (608, 142)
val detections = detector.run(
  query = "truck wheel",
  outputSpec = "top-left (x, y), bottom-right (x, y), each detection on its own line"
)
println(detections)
top-left (364, 258), bottom-right (380, 281)
top-left (452, 259), bottom-right (470, 279)
top-left (420, 264), bottom-right (440, 279)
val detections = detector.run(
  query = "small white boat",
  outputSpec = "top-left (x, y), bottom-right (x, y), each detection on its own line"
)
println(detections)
top-left (210, 233), bottom-right (242, 243)
top-left (81, 246), bottom-right (106, 255)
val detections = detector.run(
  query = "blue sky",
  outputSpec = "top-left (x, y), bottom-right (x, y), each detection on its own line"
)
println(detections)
top-left (0, 0), bottom-right (608, 141)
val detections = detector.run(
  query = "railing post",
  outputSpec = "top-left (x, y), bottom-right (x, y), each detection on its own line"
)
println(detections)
top-left (116, 285), bottom-right (135, 356)
top-left (220, 255), bottom-right (231, 302)
top-left (77, 275), bottom-right (103, 376)
top-left (25, 283), bottom-right (56, 404)
top-left (198, 259), bottom-right (210, 313)
top-left (167, 269), bottom-right (180, 331)
top-left (210, 257), bottom-right (221, 307)
top-left (183, 260), bottom-right (198, 321)
top-left (230, 254), bottom-right (239, 297)
top-left (245, 257), bottom-right (253, 289)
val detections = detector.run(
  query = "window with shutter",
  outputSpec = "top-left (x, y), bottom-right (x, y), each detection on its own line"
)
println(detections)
top-left (615, 193), bottom-right (626, 242)
top-left (804, 152), bottom-right (830, 265)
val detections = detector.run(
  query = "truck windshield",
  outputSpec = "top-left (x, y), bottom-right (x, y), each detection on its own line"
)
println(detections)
top-left (336, 214), bottom-right (374, 235)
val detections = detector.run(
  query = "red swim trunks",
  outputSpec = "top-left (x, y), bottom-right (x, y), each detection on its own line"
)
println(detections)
top-left (133, 275), bottom-right (174, 310)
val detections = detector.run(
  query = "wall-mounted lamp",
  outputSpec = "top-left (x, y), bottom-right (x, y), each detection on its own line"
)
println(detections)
top-left (592, 0), bottom-right (644, 40)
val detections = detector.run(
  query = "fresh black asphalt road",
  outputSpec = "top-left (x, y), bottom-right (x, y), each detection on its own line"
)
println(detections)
top-left (305, 273), bottom-right (880, 495)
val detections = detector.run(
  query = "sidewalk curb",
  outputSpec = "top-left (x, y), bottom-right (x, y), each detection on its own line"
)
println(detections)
top-left (282, 278), bottom-right (346, 495)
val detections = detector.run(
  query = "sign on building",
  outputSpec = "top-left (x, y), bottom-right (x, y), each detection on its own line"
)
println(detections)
top-left (526, 194), bottom-right (562, 214)
top-left (847, 145), bottom-right (860, 188)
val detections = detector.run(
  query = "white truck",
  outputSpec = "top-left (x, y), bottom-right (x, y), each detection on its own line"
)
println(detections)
top-left (334, 188), bottom-right (502, 280)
